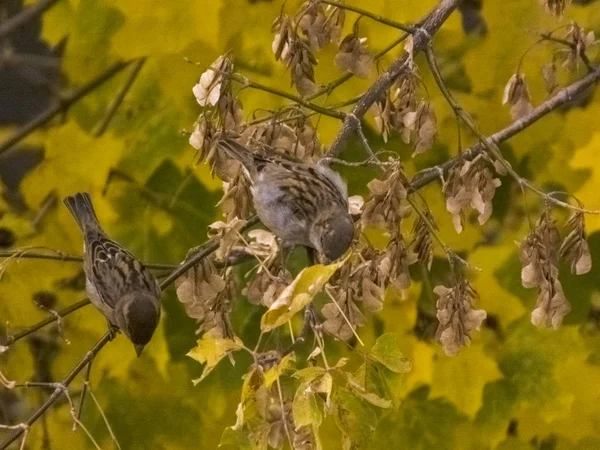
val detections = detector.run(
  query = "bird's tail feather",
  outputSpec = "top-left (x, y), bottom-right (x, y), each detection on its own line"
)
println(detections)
top-left (218, 138), bottom-right (257, 168)
top-left (63, 192), bottom-right (102, 233)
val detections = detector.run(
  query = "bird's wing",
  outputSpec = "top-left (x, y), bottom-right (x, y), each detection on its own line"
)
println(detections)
top-left (84, 233), bottom-right (158, 309)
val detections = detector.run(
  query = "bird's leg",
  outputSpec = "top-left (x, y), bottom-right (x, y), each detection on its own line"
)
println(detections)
top-left (107, 322), bottom-right (119, 341)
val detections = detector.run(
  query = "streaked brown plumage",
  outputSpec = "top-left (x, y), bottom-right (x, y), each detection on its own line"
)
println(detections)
top-left (218, 138), bottom-right (354, 263)
top-left (64, 192), bottom-right (161, 356)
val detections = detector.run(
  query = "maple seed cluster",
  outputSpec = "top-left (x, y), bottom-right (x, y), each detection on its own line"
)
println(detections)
top-left (504, 20), bottom-right (597, 118)
top-left (272, 0), bottom-right (375, 96)
top-left (372, 48), bottom-right (437, 156)
top-left (519, 209), bottom-right (592, 329)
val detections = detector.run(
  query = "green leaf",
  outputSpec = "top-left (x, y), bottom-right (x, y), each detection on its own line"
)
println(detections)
top-left (293, 386), bottom-right (322, 429)
top-left (346, 385), bottom-right (392, 410)
top-left (370, 386), bottom-right (468, 450)
top-left (293, 366), bottom-right (328, 384)
top-left (369, 333), bottom-right (412, 373)
top-left (187, 329), bottom-right (243, 384)
top-left (344, 363), bottom-right (393, 409)
top-left (260, 260), bottom-right (344, 332)
top-left (334, 388), bottom-right (377, 450)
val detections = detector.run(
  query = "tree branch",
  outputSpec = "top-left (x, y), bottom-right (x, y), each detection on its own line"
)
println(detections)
top-left (319, 0), bottom-right (416, 33)
top-left (93, 57), bottom-right (146, 137)
top-left (0, 332), bottom-right (112, 449)
top-left (0, 0), bottom-right (60, 40)
top-left (306, 33), bottom-right (410, 101)
top-left (231, 74), bottom-right (346, 120)
top-left (422, 45), bottom-right (599, 214)
top-left (325, 0), bottom-right (461, 158)
top-left (0, 249), bottom-right (177, 270)
top-left (0, 60), bottom-right (131, 158)
top-left (411, 65), bottom-right (600, 191)
top-left (1, 299), bottom-right (91, 347)
top-left (1, 217), bottom-right (260, 349)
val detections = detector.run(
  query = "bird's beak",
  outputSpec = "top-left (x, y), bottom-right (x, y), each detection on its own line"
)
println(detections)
top-left (134, 344), bottom-right (145, 357)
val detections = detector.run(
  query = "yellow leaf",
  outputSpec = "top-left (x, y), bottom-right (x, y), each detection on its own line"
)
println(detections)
top-left (430, 344), bottom-right (502, 418)
top-left (187, 329), bottom-right (243, 384)
top-left (260, 260), bottom-right (344, 332)
top-left (21, 122), bottom-right (125, 208)
top-left (369, 333), bottom-right (412, 373)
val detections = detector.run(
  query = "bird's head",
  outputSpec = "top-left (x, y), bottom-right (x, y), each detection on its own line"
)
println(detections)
top-left (115, 293), bottom-right (161, 357)
top-left (310, 209), bottom-right (355, 264)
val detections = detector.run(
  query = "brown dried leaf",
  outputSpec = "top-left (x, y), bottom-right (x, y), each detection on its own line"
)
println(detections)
top-left (434, 279), bottom-right (486, 356)
top-left (542, 62), bottom-right (557, 93)
top-left (208, 218), bottom-right (246, 261)
top-left (559, 211), bottom-right (592, 275)
top-left (531, 279), bottom-right (571, 329)
top-left (362, 164), bottom-right (408, 230)
top-left (324, 4), bottom-right (345, 44)
top-left (412, 211), bottom-right (437, 270)
top-left (247, 260), bottom-right (292, 308)
top-left (502, 73), bottom-right (533, 120)
top-left (322, 290), bottom-right (365, 341)
top-left (334, 32), bottom-right (374, 78)
top-left (541, 0), bottom-right (571, 17)
top-left (563, 22), bottom-right (597, 72)
top-left (378, 234), bottom-right (417, 292)
top-left (193, 54), bottom-right (233, 107)
top-left (443, 156), bottom-right (501, 233)
top-left (297, 1), bottom-right (329, 51)
top-left (289, 41), bottom-right (318, 96)
top-left (519, 208), bottom-right (560, 289)
top-left (175, 258), bottom-right (226, 321)
top-left (272, 15), bottom-right (294, 63)
top-left (218, 170), bottom-right (253, 221)
top-left (217, 90), bottom-right (244, 132)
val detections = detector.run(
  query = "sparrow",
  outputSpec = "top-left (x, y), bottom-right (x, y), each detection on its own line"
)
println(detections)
top-left (218, 138), bottom-right (354, 263)
top-left (64, 192), bottom-right (161, 357)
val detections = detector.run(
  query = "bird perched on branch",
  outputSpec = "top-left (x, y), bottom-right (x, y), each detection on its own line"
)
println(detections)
top-left (218, 138), bottom-right (354, 264)
top-left (64, 192), bottom-right (161, 357)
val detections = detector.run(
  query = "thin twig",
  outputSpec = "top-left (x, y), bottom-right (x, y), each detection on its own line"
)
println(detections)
top-left (319, 0), bottom-right (416, 33)
top-left (2, 299), bottom-right (91, 347)
top-left (87, 386), bottom-right (122, 450)
top-left (424, 45), bottom-right (599, 214)
top-left (0, 0), bottom-right (60, 40)
top-left (540, 32), bottom-right (594, 72)
top-left (231, 73), bottom-right (346, 120)
top-left (74, 361), bottom-right (93, 427)
top-left (410, 65), bottom-right (600, 192)
top-left (0, 332), bottom-right (112, 449)
top-left (158, 216), bottom-right (260, 288)
top-left (325, 286), bottom-right (364, 346)
top-left (93, 57), bottom-right (146, 137)
top-left (30, 191), bottom-right (58, 231)
top-left (0, 248), bottom-right (178, 270)
top-left (0, 60), bottom-right (131, 158)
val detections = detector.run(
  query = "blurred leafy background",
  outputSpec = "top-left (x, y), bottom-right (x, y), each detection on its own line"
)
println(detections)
top-left (1, 0), bottom-right (600, 449)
